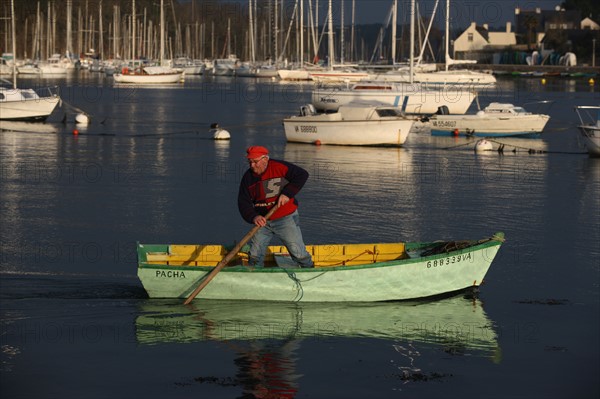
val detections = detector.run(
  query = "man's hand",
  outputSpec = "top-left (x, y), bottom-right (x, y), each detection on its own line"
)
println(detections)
top-left (277, 194), bottom-right (290, 208)
top-left (253, 215), bottom-right (267, 227)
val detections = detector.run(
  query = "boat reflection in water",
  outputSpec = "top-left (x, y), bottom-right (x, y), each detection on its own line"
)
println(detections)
top-left (0, 120), bottom-right (59, 133)
top-left (137, 294), bottom-right (499, 395)
top-left (136, 294), bottom-right (499, 354)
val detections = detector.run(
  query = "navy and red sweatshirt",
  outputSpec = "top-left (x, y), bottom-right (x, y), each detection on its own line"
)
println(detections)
top-left (238, 159), bottom-right (309, 224)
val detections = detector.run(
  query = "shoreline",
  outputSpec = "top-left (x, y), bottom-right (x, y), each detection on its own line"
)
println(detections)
top-left (450, 63), bottom-right (599, 75)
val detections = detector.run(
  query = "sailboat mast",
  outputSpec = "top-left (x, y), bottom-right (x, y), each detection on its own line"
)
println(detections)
top-left (300, 0), bottom-right (303, 66)
top-left (327, 0), bottom-right (334, 69)
top-left (132, 0), bottom-right (136, 60)
top-left (249, 0), bottom-right (255, 62)
top-left (11, 0), bottom-right (16, 88)
top-left (391, 0), bottom-right (397, 63)
top-left (160, 0), bottom-right (164, 64)
top-left (66, 0), bottom-right (72, 58)
top-left (350, 0), bottom-right (355, 62)
top-left (409, 0), bottom-right (415, 83)
top-left (445, 0), bottom-right (450, 71)
top-left (340, 0), bottom-right (344, 64)
top-left (99, 1), bottom-right (103, 58)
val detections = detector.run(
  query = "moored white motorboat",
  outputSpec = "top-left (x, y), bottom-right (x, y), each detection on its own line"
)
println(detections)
top-left (283, 103), bottom-right (414, 146)
top-left (113, 66), bottom-right (184, 84)
top-left (574, 105), bottom-right (600, 157)
top-left (37, 54), bottom-right (69, 75)
top-left (0, 79), bottom-right (60, 121)
top-left (210, 55), bottom-right (239, 76)
top-left (0, 6), bottom-right (60, 121)
top-left (312, 81), bottom-right (476, 115)
top-left (172, 57), bottom-right (204, 75)
top-left (429, 102), bottom-right (551, 137)
top-left (235, 63), bottom-right (279, 78)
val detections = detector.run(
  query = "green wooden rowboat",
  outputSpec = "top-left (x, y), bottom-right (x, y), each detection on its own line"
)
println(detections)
top-left (136, 232), bottom-right (504, 302)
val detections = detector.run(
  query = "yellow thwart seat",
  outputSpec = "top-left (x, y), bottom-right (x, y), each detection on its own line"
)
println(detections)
top-left (146, 243), bottom-right (407, 267)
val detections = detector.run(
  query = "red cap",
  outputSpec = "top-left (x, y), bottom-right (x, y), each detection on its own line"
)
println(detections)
top-left (246, 146), bottom-right (269, 159)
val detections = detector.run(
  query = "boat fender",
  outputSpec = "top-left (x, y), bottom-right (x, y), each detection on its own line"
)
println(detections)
top-left (452, 128), bottom-right (459, 137)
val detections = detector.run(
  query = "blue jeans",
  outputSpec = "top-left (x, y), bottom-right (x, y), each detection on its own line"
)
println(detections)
top-left (248, 210), bottom-right (313, 268)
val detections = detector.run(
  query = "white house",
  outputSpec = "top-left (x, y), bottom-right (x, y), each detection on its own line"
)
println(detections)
top-left (580, 17), bottom-right (600, 30)
top-left (453, 22), bottom-right (517, 56)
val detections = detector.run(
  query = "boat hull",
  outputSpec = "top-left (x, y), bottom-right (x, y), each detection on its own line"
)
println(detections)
top-left (277, 69), bottom-right (312, 81)
top-left (113, 72), bottom-right (183, 84)
top-left (430, 114), bottom-right (550, 137)
top-left (137, 234), bottom-right (504, 302)
top-left (312, 84), bottom-right (476, 115)
top-left (577, 125), bottom-right (600, 156)
top-left (309, 71), bottom-right (371, 83)
top-left (283, 118), bottom-right (413, 146)
top-left (0, 93), bottom-right (60, 121)
top-left (371, 70), bottom-right (496, 87)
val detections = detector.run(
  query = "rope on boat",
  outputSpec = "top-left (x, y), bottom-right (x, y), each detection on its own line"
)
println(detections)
top-left (420, 241), bottom-right (475, 257)
top-left (281, 268), bottom-right (329, 302)
top-left (282, 269), bottom-right (304, 302)
top-left (420, 234), bottom-right (506, 257)
top-left (54, 116), bottom-right (283, 137)
top-left (60, 99), bottom-right (92, 119)
top-left (214, 117), bottom-right (284, 130)
top-left (485, 138), bottom-right (587, 155)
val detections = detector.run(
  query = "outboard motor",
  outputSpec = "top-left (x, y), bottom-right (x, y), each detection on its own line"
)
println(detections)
top-left (436, 105), bottom-right (449, 115)
top-left (300, 104), bottom-right (316, 116)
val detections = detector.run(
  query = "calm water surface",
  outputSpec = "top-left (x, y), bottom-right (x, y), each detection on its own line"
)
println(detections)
top-left (1, 73), bottom-right (598, 398)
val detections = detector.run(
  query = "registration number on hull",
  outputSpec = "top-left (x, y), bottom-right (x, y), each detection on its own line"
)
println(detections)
top-left (294, 125), bottom-right (318, 133)
top-left (427, 252), bottom-right (472, 268)
top-left (432, 120), bottom-right (457, 128)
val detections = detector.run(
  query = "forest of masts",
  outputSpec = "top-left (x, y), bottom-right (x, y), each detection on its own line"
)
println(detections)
top-left (0, 0), bottom-right (438, 65)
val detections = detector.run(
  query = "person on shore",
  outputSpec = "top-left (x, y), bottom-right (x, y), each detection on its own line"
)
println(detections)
top-left (238, 146), bottom-right (313, 268)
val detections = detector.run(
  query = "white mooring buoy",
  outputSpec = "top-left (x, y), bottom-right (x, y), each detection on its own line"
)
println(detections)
top-left (75, 113), bottom-right (90, 125)
top-left (474, 139), bottom-right (493, 152)
top-left (213, 129), bottom-right (231, 140)
top-left (210, 123), bottom-right (231, 140)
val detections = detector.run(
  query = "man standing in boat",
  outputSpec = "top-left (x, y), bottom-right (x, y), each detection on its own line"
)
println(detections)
top-left (238, 146), bottom-right (313, 268)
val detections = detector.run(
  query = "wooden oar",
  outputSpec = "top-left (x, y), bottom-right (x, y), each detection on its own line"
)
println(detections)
top-left (183, 205), bottom-right (279, 305)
